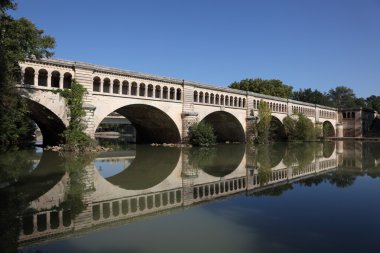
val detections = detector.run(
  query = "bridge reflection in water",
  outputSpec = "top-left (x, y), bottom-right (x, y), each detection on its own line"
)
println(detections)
top-left (13, 141), bottom-right (373, 248)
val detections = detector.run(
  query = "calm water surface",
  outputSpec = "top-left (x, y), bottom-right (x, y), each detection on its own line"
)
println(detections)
top-left (0, 141), bottom-right (380, 253)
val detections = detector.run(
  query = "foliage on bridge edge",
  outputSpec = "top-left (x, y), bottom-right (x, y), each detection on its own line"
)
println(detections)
top-left (55, 80), bottom-right (96, 151)
top-left (256, 100), bottom-right (272, 144)
top-left (188, 122), bottom-right (216, 147)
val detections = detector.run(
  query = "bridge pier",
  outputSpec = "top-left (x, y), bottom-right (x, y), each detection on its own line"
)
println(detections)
top-left (181, 113), bottom-right (198, 143)
top-left (83, 104), bottom-right (96, 138)
top-left (246, 117), bottom-right (258, 143)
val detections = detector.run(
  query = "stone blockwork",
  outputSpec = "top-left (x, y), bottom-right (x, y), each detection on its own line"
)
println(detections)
top-left (18, 58), bottom-right (339, 144)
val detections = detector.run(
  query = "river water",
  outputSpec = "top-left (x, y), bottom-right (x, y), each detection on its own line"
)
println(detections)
top-left (0, 141), bottom-right (379, 253)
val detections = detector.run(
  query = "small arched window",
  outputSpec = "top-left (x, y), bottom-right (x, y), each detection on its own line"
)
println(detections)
top-left (93, 76), bottom-right (101, 92)
top-left (51, 71), bottom-right (60, 88)
top-left (170, 87), bottom-right (175, 100)
top-left (205, 93), bottom-right (209, 103)
top-left (194, 91), bottom-right (198, 102)
top-left (163, 86), bottom-right (168, 99)
top-left (63, 73), bottom-right (72, 89)
top-left (176, 88), bottom-right (181, 101)
top-left (210, 94), bottom-right (215, 104)
top-left (122, 81), bottom-right (129, 95)
top-left (148, 84), bottom-right (154, 97)
top-left (113, 79), bottom-right (120, 94)
top-left (155, 85), bottom-right (161, 98)
top-left (131, 82), bottom-right (138, 96)
top-left (24, 67), bottom-right (35, 85)
top-left (38, 69), bottom-right (48, 86)
top-left (103, 78), bottom-right (110, 93)
top-left (139, 83), bottom-right (146, 96)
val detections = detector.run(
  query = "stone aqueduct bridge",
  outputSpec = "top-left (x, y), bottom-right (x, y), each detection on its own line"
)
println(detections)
top-left (18, 58), bottom-right (340, 145)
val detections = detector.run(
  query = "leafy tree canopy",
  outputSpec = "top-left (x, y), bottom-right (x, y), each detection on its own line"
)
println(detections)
top-left (292, 88), bottom-right (332, 106)
top-left (327, 86), bottom-right (357, 108)
top-left (229, 78), bottom-right (293, 98)
top-left (0, 0), bottom-right (55, 146)
top-left (366, 96), bottom-right (380, 113)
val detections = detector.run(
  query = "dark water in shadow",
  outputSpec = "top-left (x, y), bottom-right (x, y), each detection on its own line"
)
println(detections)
top-left (1, 141), bottom-right (380, 253)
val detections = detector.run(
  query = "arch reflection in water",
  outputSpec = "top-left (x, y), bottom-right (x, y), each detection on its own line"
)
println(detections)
top-left (187, 144), bottom-right (246, 177)
top-left (15, 141), bottom-right (377, 249)
top-left (103, 146), bottom-right (181, 190)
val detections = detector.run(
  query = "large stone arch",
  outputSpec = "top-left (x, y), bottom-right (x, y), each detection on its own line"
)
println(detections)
top-left (18, 88), bottom-right (68, 146)
top-left (200, 111), bottom-right (245, 143)
top-left (24, 98), bottom-right (66, 146)
top-left (95, 103), bottom-right (181, 144)
top-left (323, 120), bottom-right (336, 137)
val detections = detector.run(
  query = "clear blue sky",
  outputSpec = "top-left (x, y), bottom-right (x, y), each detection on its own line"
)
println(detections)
top-left (10, 0), bottom-right (380, 98)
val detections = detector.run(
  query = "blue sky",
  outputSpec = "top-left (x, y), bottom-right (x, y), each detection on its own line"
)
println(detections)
top-left (11, 0), bottom-right (380, 98)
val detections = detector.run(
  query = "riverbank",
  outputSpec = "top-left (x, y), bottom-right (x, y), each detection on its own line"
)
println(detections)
top-left (330, 137), bottom-right (380, 141)
top-left (44, 145), bottom-right (112, 152)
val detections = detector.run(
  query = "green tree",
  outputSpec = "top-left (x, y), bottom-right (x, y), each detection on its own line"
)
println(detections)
top-left (229, 78), bottom-right (293, 98)
top-left (0, 0), bottom-right (55, 146)
top-left (283, 113), bottom-right (317, 141)
top-left (366, 95), bottom-right (380, 113)
top-left (283, 115), bottom-right (297, 141)
top-left (327, 86), bottom-right (357, 108)
top-left (188, 122), bottom-right (216, 146)
top-left (256, 100), bottom-right (272, 144)
top-left (292, 88), bottom-right (331, 106)
top-left (296, 113), bottom-right (316, 141)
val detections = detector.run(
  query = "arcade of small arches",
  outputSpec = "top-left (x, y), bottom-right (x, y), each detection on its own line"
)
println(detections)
top-left (92, 76), bottom-right (182, 101)
top-left (252, 99), bottom-right (337, 119)
top-left (193, 90), bottom-right (246, 109)
top-left (253, 99), bottom-right (288, 113)
top-left (22, 66), bottom-right (73, 89)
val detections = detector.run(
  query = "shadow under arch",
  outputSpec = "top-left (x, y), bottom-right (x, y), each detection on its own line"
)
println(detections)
top-left (269, 116), bottom-right (287, 141)
top-left (200, 111), bottom-right (245, 143)
top-left (189, 144), bottom-right (246, 177)
top-left (112, 104), bottom-right (181, 144)
top-left (24, 98), bottom-right (66, 146)
top-left (106, 146), bottom-right (181, 190)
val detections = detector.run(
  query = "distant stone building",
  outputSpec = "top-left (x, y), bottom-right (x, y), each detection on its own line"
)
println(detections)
top-left (338, 108), bottom-right (377, 137)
